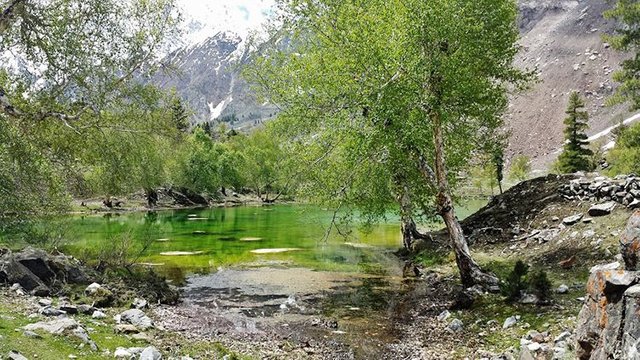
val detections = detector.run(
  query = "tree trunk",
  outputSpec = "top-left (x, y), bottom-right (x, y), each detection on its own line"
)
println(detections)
top-left (498, 181), bottom-right (503, 195)
top-left (397, 180), bottom-right (432, 250)
top-left (431, 112), bottom-right (498, 288)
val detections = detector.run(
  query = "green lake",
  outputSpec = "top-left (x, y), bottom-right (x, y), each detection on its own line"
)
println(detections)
top-left (60, 202), bottom-right (486, 283)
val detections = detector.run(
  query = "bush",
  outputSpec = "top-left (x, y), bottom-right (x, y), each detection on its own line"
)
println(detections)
top-left (509, 155), bottom-right (531, 182)
top-left (500, 260), bottom-right (529, 302)
top-left (529, 269), bottom-right (552, 302)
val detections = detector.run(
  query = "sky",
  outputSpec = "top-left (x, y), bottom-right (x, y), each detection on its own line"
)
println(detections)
top-left (177, 0), bottom-right (276, 45)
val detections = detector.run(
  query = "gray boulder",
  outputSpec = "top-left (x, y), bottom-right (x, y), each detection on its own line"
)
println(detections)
top-left (0, 256), bottom-right (49, 295)
top-left (139, 346), bottom-right (162, 360)
top-left (120, 309), bottom-right (154, 330)
top-left (23, 318), bottom-right (97, 350)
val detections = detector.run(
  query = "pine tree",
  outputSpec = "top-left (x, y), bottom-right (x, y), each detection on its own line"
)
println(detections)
top-left (557, 92), bottom-right (593, 173)
top-left (171, 97), bottom-right (190, 133)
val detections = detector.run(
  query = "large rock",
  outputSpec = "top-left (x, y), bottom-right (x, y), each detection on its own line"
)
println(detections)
top-left (13, 247), bottom-right (56, 282)
top-left (575, 264), bottom-right (640, 359)
top-left (0, 248), bottom-right (89, 295)
top-left (621, 211), bottom-right (640, 271)
top-left (588, 201), bottom-right (617, 217)
top-left (23, 318), bottom-right (97, 350)
top-left (0, 256), bottom-right (49, 295)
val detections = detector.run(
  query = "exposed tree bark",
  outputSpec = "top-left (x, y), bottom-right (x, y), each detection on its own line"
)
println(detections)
top-left (430, 111), bottom-right (498, 288)
top-left (397, 179), bottom-right (432, 250)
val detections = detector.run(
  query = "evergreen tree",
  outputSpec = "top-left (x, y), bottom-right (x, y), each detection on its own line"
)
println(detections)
top-left (171, 97), bottom-right (190, 133)
top-left (557, 92), bottom-right (593, 173)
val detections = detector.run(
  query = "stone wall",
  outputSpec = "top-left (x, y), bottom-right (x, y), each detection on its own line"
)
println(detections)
top-left (558, 175), bottom-right (640, 209)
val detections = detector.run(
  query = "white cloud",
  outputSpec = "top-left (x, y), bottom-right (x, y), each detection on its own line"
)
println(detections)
top-left (177, 0), bottom-right (276, 45)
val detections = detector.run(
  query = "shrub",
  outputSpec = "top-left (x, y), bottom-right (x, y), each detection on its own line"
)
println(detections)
top-left (509, 155), bottom-right (531, 182)
top-left (529, 269), bottom-right (553, 302)
top-left (500, 260), bottom-right (529, 302)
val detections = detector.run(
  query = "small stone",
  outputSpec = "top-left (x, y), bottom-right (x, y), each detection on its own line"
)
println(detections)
top-left (139, 346), bottom-right (162, 360)
top-left (119, 309), bottom-right (153, 330)
top-left (114, 324), bottom-right (139, 334)
top-left (562, 214), bottom-right (583, 225)
top-left (23, 330), bottom-right (42, 338)
top-left (557, 284), bottom-right (569, 294)
top-left (38, 299), bottom-right (52, 307)
top-left (91, 310), bottom-right (106, 319)
top-left (519, 293), bottom-right (539, 305)
top-left (437, 310), bottom-right (451, 322)
top-left (448, 319), bottom-right (463, 332)
top-left (85, 283), bottom-right (102, 295)
top-left (59, 305), bottom-right (78, 315)
top-left (40, 306), bottom-right (66, 317)
top-left (503, 316), bottom-right (518, 329)
top-left (555, 331), bottom-right (571, 343)
top-left (114, 348), bottom-right (133, 358)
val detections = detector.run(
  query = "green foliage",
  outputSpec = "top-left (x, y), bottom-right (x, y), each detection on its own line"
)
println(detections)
top-left (604, 0), bottom-right (640, 110)
top-left (0, 0), bottom-right (181, 239)
top-left (244, 0), bottom-right (532, 225)
top-left (500, 260), bottom-right (529, 302)
top-left (556, 92), bottom-right (593, 173)
top-left (509, 155), bottom-right (531, 182)
top-left (607, 121), bottom-right (640, 175)
top-left (528, 269), bottom-right (552, 302)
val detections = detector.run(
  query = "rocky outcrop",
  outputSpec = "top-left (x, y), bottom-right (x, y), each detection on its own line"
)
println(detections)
top-left (575, 212), bottom-right (640, 359)
top-left (559, 175), bottom-right (640, 209)
top-left (0, 247), bottom-right (89, 296)
top-left (621, 211), bottom-right (640, 271)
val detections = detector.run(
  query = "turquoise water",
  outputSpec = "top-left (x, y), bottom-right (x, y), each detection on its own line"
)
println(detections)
top-left (59, 202), bottom-right (485, 283)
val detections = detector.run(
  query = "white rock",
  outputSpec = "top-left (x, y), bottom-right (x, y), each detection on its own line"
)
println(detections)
top-left (557, 284), bottom-right (569, 294)
top-left (85, 283), bottom-right (102, 295)
top-left (528, 342), bottom-right (542, 352)
top-left (92, 310), bottom-right (107, 319)
top-left (139, 346), bottom-right (162, 360)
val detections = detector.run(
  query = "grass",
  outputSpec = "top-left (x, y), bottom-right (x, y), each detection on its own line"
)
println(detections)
top-left (0, 298), bottom-right (247, 360)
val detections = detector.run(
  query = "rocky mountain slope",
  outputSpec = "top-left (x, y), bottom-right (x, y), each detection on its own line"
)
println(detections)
top-left (151, 32), bottom-right (278, 129)
top-left (155, 0), bottom-right (635, 169)
top-left (508, 0), bottom-right (635, 171)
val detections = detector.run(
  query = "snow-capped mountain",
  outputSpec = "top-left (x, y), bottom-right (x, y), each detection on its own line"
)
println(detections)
top-left (152, 31), bottom-right (277, 127)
